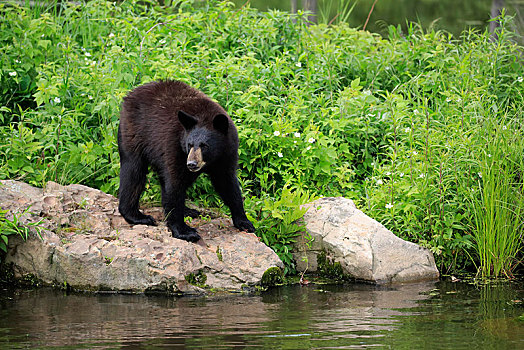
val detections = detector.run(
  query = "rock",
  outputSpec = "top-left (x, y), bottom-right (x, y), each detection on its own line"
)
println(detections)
top-left (0, 180), bottom-right (283, 294)
top-left (292, 197), bottom-right (439, 284)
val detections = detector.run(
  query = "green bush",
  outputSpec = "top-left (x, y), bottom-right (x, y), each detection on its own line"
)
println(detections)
top-left (365, 22), bottom-right (523, 274)
top-left (0, 0), bottom-right (522, 276)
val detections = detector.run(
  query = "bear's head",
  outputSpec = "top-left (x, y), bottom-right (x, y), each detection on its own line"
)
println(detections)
top-left (178, 110), bottom-right (229, 172)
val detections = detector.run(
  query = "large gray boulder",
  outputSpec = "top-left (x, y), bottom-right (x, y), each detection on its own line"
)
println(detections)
top-left (293, 197), bottom-right (439, 284)
top-left (0, 180), bottom-right (283, 294)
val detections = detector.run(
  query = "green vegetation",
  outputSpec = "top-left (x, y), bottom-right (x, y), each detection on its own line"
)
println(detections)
top-left (216, 246), bottom-right (223, 262)
top-left (317, 251), bottom-right (349, 281)
top-left (261, 266), bottom-right (284, 287)
top-left (0, 207), bottom-right (44, 255)
top-left (0, 0), bottom-right (522, 278)
top-left (185, 270), bottom-right (208, 288)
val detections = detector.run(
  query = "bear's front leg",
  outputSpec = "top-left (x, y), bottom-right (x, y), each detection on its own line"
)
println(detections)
top-left (161, 183), bottom-right (201, 243)
top-left (168, 220), bottom-right (201, 243)
top-left (210, 170), bottom-right (255, 233)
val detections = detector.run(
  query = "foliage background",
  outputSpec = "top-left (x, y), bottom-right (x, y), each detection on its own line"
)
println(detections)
top-left (0, 0), bottom-right (522, 276)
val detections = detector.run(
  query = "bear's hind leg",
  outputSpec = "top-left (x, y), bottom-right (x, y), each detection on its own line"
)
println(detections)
top-left (118, 154), bottom-right (156, 226)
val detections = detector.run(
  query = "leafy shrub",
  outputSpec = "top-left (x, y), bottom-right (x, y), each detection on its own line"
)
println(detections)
top-left (0, 0), bottom-right (522, 275)
top-left (365, 22), bottom-right (523, 274)
top-left (0, 207), bottom-right (44, 259)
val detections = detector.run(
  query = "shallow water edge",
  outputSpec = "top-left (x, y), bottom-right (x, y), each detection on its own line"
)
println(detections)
top-left (1, 279), bottom-right (523, 349)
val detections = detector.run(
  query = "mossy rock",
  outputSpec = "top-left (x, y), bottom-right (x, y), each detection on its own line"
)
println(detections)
top-left (0, 262), bottom-right (15, 285)
top-left (261, 266), bottom-right (284, 287)
top-left (185, 270), bottom-right (207, 288)
top-left (317, 251), bottom-right (350, 281)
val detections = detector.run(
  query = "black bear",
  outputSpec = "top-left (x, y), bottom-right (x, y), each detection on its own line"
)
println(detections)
top-left (117, 80), bottom-right (255, 243)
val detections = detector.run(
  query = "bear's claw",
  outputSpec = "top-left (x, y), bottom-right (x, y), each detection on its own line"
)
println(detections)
top-left (234, 219), bottom-right (255, 233)
top-left (124, 214), bottom-right (157, 226)
top-left (169, 223), bottom-right (201, 242)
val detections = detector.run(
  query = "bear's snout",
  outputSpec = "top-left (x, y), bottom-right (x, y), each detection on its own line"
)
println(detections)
top-left (187, 147), bottom-right (205, 172)
top-left (187, 160), bottom-right (200, 172)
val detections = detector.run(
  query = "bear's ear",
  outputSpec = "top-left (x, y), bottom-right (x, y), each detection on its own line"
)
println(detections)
top-left (213, 114), bottom-right (229, 134)
top-left (178, 110), bottom-right (198, 130)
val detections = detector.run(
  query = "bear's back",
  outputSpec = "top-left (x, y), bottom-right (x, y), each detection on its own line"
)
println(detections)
top-left (119, 80), bottom-right (236, 160)
top-left (121, 80), bottom-right (226, 126)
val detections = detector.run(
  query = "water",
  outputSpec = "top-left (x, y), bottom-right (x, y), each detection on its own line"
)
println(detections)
top-left (1, 280), bottom-right (523, 349)
top-left (231, 0), bottom-right (522, 37)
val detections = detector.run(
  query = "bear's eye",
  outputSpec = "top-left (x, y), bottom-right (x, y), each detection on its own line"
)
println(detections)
top-left (200, 143), bottom-right (209, 150)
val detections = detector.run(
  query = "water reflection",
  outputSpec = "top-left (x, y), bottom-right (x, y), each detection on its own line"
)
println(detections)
top-left (0, 281), bottom-right (523, 349)
top-left (231, 0), bottom-right (494, 37)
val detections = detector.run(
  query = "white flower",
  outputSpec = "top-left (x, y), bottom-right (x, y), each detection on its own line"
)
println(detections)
top-left (414, 109), bottom-right (419, 115)
top-left (502, 125), bottom-right (507, 130)
top-left (277, 152), bottom-right (283, 158)
top-left (488, 154), bottom-right (492, 158)
top-left (385, 203), bottom-right (393, 209)
top-left (88, 95), bottom-right (93, 100)
top-left (400, 172), bottom-right (404, 177)
top-left (109, 33), bottom-right (115, 38)
top-left (305, 146), bottom-right (311, 151)
top-left (85, 52), bottom-right (91, 57)
top-left (295, 62), bottom-right (302, 67)
top-left (371, 162), bottom-right (375, 166)
top-left (517, 76), bottom-right (523, 83)
top-left (308, 137), bottom-right (315, 143)
top-left (273, 130), bottom-right (280, 137)
top-left (446, 97), bottom-right (452, 102)
top-left (413, 151), bottom-right (418, 156)
top-left (54, 97), bottom-right (61, 104)
top-left (419, 173), bottom-right (425, 178)
top-left (385, 172), bottom-right (391, 176)
top-left (294, 132), bottom-right (300, 138)
top-left (15, 59), bottom-right (21, 64)
top-left (478, 172), bottom-right (482, 178)
top-left (9, 71), bottom-right (17, 77)
top-left (404, 127), bottom-right (411, 133)
top-left (376, 179), bottom-right (383, 185)
top-left (159, 39), bottom-right (166, 44)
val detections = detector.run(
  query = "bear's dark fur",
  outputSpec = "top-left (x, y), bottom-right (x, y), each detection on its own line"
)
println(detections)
top-left (118, 80), bottom-right (255, 242)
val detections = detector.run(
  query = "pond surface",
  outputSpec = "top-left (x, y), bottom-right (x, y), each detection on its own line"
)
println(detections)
top-left (232, 0), bottom-right (519, 37)
top-left (1, 280), bottom-right (523, 349)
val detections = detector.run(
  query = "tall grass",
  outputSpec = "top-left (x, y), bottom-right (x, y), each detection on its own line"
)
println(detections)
top-left (365, 21), bottom-right (523, 274)
top-left (318, 0), bottom-right (359, 25)
top-left (469, 118), bottom-right (524, 278)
